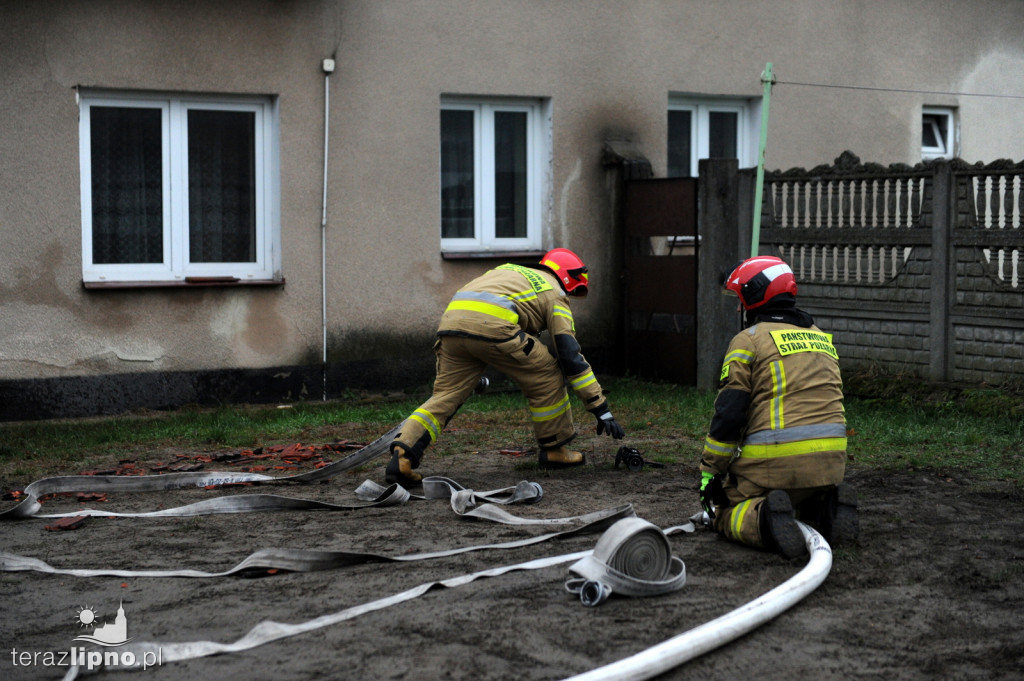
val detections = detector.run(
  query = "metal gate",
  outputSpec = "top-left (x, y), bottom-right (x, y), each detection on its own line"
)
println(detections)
top-left (622, 177), bottom-right (699, 385)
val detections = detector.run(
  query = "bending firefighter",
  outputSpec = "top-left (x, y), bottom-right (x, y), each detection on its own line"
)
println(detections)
top-left (699, 256), bottom-right (859, 558)
top-left (386, 248), bottom-right (625, 486)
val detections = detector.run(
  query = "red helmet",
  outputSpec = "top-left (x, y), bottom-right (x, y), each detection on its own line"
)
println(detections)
top-left (540, 248), bottom-right (589, 295)
top-left (723, 256), bottom-right (797, 310)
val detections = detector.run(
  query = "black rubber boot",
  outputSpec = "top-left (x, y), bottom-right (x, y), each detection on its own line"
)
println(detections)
top-left (385, 443), bottom-right (423, 487)
top-left (820, 482), bottom-right (859, 546)
top-left (760, 490), bottom-right (806, 559)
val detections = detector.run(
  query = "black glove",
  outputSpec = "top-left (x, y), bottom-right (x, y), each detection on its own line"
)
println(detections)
top-left (700, 471), bottom-right (723, 519)
top-left (596, 411), bottom-right (625, 439)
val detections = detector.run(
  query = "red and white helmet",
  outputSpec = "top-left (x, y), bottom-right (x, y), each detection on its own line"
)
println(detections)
top-left (540, 248), bottom-right (589, 295)
top-left (723, 256), bottom-right (797, 310)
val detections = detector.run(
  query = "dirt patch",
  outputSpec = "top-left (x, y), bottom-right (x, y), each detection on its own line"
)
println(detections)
top-left (2, 432), bottom-right (1022, 681)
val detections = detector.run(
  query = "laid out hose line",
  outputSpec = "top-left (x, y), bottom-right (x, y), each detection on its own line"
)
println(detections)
top-left (55, 515), bottom-right (697, 679)
top-left (1, 473), bottom-right (640, 578)
top-left (42, 503), bottom-right (824, 681)
top-left (1, 502), bottom-right (637, 579)
top-left (560, 521), bottom-right (833, 681)
top-left (8, 418), bottom-right (832, 681)
top-left (60, 550), bottom-right (595, 681)
top-left (0, 423), bottom-right (406, 520)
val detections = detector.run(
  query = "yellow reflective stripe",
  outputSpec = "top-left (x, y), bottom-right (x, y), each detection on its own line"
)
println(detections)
top-left (570, 370), bottom-right (597, 390)
top-left (731, 498), bottom-right (754, 542)
top-left (510, 288), bottom-right (539, 303)
top-left (553, 303), bottom-right (576, 333)
top-left (740, 437), bottom-right (848, 459)
top-left (770, 360), bottom-right (786, 430)
top-left (530, 394), bottom-right (570, 422)
top-left (409, 408), bottom-right (442, 442)
top-left (724, 349), bottom-right (754, 364)
top-left (703, 436), bottom-right (735, 458)
top-left (445, 299), bottom-right (519, 324)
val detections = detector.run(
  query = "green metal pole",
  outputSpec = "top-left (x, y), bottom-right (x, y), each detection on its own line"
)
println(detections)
top-left (751, 62), bottom-right (775, 257)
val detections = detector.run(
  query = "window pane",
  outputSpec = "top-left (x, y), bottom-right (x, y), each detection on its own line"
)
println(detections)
top-left (494, 111), bottom-right (527, 239)
top-left (667, 110), bottom-right (692, 177)
top-left (441, 109), bottom-right (475, 239)
top-left (709, 111), bottom-right (738, 159)
top-left (922, 114), bottom-right (948, 152)
top-left (90, 106), bottom-right (164, 264)
top-left (188, 110), bottom-right (256, 263)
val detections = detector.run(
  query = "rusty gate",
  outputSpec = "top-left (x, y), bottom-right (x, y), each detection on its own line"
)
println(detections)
top-left (621, 177), bottom-right (699, 384)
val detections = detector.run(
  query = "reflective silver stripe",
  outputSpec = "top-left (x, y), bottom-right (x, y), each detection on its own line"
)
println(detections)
top-left (451, 290), bottom-right (518, 313)
top-left (743, 422), bottom-right (847, 445)
top-left (509, 289), bottom-right (538, 304)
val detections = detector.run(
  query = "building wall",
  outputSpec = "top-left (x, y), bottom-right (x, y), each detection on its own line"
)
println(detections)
top-left (2, 0), bottom-right (1023, 416)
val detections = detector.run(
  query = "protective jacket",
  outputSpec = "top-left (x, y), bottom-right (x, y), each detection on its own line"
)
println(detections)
top-left (701, 309), bottom-right (846, 491)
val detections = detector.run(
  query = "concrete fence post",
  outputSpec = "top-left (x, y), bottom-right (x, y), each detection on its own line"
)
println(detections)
top-left (696, 158), bottom-right (742, 392)
top-left (929, 161), bottom-right (953, 382)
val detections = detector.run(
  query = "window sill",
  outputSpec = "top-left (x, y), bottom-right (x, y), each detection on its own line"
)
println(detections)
top-left (441, 250), bottom-right (545, 261)
top-left (82, 277), bottom-right (285, 290)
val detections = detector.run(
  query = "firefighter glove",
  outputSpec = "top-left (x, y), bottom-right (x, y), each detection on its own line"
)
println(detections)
top-left (596, 411), bottom-right (625, 439)
top-left (700, 471), bottom-right (723, 519)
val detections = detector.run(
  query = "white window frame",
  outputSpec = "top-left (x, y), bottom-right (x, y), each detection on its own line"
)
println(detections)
top-left (440, 96), bottom-right (548, 254)
top-left (668, 96), bottom-right (756, 177)
top-left (922, 106), bottom-right (957, 160)
top-left (79, 90), bottom-right (281, 284)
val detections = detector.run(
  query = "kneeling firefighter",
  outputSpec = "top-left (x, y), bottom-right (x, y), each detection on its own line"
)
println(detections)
top-left (699, 256), bottom-right (859, 558)
top-left (386, 248), bottom-right (626, 486)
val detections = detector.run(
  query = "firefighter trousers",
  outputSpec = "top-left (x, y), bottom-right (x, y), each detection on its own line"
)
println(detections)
top-left (392, 333), bottom-right (577, 463)
top-left (712, 474), bottom-right (834, 549)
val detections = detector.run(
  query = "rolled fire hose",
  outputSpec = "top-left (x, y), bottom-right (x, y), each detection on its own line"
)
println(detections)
top-left (564, 517), bottom-right (686, 606)
top-left (560, 521), bottom-right (833, 681)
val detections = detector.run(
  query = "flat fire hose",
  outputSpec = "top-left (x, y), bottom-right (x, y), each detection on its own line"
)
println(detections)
top-left (0, 502), bottom-right (635, 579)
top-left (0, 469), bottom-right (637, 578)
top-left (564, 517), bottom-right (687, 606)
top-left (54, 521), bottom-right (828, 681)
top-left (0, 423), bottom-right (405, 521)
top-left (54, 515), bottom-right (696, 680)
top-left (9, 476), bottom-right (543, 522)
top-left (59, 550), bottom-right (596, 681)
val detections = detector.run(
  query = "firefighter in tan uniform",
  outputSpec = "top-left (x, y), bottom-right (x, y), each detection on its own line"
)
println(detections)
top-left (386, 248), bottom-right (625, 486)
top-left (699, 256), bottom-right (858, 558)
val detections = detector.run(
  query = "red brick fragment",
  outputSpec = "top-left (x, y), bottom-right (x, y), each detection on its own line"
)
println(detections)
top-left (45, 516), bottom-right (88, 531)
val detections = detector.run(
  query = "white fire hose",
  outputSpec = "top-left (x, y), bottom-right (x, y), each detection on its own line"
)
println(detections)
top-left (561, 521), bottom-right (832, 681)
top-left (564, 517), bottom-right (687, 606)
top-left (3, 419), bottom-right (833, 681)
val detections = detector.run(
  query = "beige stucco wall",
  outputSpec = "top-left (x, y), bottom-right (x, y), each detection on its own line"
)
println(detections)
top-left (2, 0), bottom-right (1023, 385)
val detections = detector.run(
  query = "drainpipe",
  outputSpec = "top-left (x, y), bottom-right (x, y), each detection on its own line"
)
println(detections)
top-left (321, 57), bottom-right (335, 401)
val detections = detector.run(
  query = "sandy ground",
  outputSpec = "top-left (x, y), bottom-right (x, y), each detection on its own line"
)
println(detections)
top-left (2, 430), bottom-right (1022, 681)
